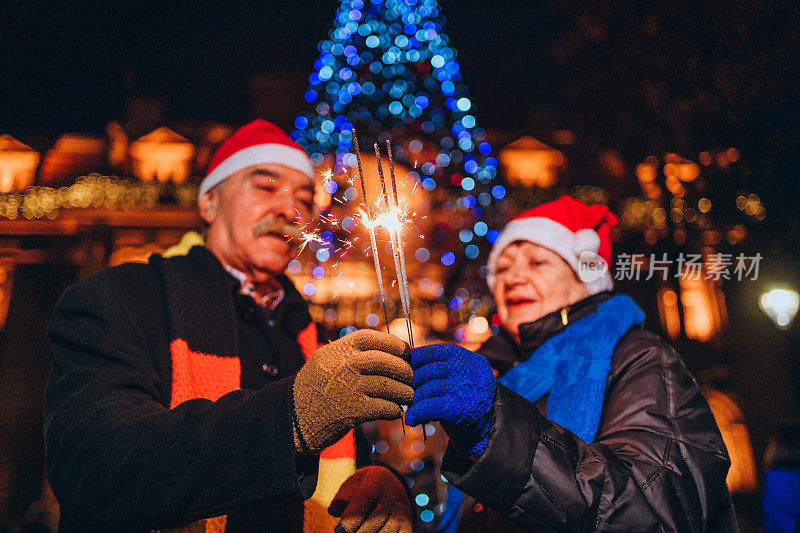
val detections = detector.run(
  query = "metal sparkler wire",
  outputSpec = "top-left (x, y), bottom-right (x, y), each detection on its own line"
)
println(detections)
top-left (385, 140), bottom-right (414, 349)
top-left (373, 143), bottom-right (413, 346)
top-left (354, 132), bottom-right (406, 436)
top-left (385, 140), bottom-right (427, 443)
top-left (375, 140), bottom-right (426, 442)
top-left (351, 130), bottom-right (390, 333)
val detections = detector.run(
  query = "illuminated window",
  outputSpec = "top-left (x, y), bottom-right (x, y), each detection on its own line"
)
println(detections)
top-left (39, 134), bottom-right (105, 185)
top-left (130, 128), bottom-right (195, 183)
top-left (0, 135), bottom-right (39, 193)
top-left (499, 136), bottom-right (564, 188)
top-left (678, 273), bottom-right (727, 342)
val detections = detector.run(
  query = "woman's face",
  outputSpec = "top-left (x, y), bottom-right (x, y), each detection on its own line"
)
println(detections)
top-left (493, 241), bottom-right (590, 343)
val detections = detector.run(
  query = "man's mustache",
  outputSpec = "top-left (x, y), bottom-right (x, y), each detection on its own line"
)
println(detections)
top-left (253, 215), bottom-right (303, 242)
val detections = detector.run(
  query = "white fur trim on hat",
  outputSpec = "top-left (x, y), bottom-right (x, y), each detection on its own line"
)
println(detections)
top-left (198, 144), bottom-right (315, 198)
top-left (487, 217), bottom-right (613, 295)
top-left (572, 229), bottom-right (600, 256)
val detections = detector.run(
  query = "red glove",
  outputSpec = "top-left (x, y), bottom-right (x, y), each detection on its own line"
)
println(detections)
top-left (328, 466), bottom-right (413, 533)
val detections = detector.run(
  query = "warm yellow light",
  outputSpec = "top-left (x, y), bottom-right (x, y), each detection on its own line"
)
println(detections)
top-left (499, 136), bottom-right (564, 188)
top-left (657, 288), bottom-right (681, 339)
top-left (314, 169), bottom-right (335, 210)
top-left (129, 127), bottom-right (195, 183)
top-left (679, 274), bottom-right (726, 342)
top-left (636, 162), bottom-right (657, 183)
top-left (0, 135), bottom-right (39, 193)
top-left (39, 134), bottom-right (105, 185)
top-left (468, 316), bottom-right (489, 335)
top-left (458, 318), bottom-right (492, 350)
top-left (703, 387), bottom-right (758, 494)
top-left (665, 153), bottom-right (700, 182)
top-left (388, 318), bottom-right (427, 347)
top-left (726, 225), bottom-right (747, 245)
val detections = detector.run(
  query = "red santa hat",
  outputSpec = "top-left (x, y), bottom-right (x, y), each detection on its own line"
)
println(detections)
top-left (487, 195), bottom-right (617, 295)
top-left (199, 119), bottom-right (315, 198)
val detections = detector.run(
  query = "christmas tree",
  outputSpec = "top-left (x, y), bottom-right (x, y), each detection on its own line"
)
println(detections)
top-left (292, 0), bottom-right (506, 318)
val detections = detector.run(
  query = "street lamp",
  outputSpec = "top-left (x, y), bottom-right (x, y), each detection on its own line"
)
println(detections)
top-left (760, 288), bottom-right (799, 330)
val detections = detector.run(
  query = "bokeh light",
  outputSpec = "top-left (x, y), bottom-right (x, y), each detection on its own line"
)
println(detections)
top-left (290, 0), bottom-right (501, 272)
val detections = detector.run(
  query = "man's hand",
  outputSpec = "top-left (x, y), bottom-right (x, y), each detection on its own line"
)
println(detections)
top-left (293, 330), bottom-right (413, 454)
top-left (405, 343), bottom-right (496, 456)
top-left (328, 466), bottom-right (412, 533)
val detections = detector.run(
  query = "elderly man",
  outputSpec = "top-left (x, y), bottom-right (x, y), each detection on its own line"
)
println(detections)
top-left (45, 120), bottom-right (414, 532)
top-left (406, 196), bottom-right (738, 532)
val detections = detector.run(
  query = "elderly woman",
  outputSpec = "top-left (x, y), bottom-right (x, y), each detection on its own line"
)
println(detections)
top-left (406, 196), bottom-right (737, 532)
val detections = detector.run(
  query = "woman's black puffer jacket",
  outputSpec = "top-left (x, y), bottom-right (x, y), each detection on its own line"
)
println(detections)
top-left (442, 292), bottom-right (738, 532)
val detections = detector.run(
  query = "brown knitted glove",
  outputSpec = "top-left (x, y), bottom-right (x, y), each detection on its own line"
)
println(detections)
top-left (328, 466), bottom-right (413, 533)
top-left (293, 330), bottom-right (413, 454)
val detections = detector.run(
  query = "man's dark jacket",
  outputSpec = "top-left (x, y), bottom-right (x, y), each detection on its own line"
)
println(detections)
top-left (443, 292), bottom-right (738, 532)
top-left (44, 246), bottom-right (327, 531)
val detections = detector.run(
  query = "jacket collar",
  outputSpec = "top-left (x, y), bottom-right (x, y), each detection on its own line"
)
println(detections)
top-left (517, 291), bottom-right (613, 356)
top-left (220, 253), bottom-right (312, 338)
top-left (150, 245), bottom-right (311, 357)
top-left (478, 291), bottom-right (613, 374)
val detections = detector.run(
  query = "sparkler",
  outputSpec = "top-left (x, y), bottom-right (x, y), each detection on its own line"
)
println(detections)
top-left (374, 139), bottom-right (426, 442)
top-left (295, 229), bottom-right (325, 256)
top-left (373, 142), bottom-right (413, 347)
top-left (328, 130), bottom-right (423, 439)
top-left (290, 218), bottom-right (326, 257)
top-left (352, 131), bottom-right (391, 332)
top-left (385, 140), bottom-right (414, 350)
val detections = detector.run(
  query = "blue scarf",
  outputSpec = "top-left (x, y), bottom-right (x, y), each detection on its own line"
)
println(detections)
top-left (439, 295), bottom-right (645, 532)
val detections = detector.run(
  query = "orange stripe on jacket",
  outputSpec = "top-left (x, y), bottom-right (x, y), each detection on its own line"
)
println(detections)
top-left (169, 339), bottom-right (240, 408)
top-left (168, 322), bottom-right (356, 533)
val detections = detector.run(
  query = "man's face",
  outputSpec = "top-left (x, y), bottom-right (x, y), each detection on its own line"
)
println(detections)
top-left (200, 164), bottom-right (315, 282)
top-left (493, 241), bottom-right (590, 342)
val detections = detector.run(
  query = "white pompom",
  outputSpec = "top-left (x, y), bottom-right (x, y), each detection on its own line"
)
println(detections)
top-left (572, 229), bottom-right (600, 254)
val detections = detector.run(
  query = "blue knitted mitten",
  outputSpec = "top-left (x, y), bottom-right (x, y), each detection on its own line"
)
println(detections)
top-left (405, 344), bottom-right (496, 456)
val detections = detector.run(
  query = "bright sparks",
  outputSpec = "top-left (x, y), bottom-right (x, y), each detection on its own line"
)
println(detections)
top-left (295, 228), bottom-right (325, 256)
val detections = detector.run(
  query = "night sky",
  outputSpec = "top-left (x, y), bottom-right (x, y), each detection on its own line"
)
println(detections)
top-left (2, 0), bottom-right (561, 135)
top-left (3, 0), bottom-right (799, 233)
